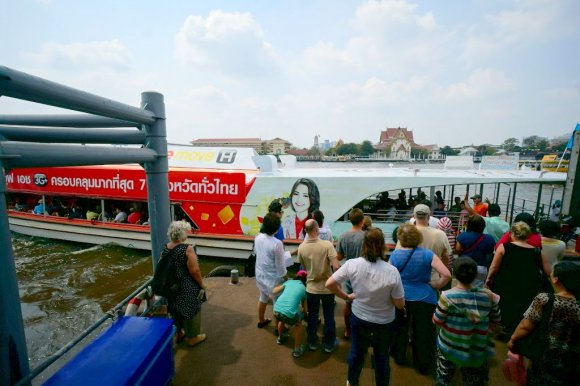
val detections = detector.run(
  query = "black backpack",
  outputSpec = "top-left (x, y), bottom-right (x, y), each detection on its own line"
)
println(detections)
top-left (152, 248), bottom-right (179, 298)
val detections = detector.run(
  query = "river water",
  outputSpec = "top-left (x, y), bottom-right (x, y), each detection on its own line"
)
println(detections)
top-left (12, 161), bottom-right (564, 369)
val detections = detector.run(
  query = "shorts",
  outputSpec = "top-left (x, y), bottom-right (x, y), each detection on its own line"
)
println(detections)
top-left (274, 311), bottom-right (303, 325)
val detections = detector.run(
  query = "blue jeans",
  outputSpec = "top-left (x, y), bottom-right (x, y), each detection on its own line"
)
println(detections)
top-left (348, 313), bottom-right (394, 386)
top-left (306, 293), bottom-right (336, 347)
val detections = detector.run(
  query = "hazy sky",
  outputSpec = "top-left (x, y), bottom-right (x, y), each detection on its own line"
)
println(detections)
top-left (1, 0), bottom-right (578, 149)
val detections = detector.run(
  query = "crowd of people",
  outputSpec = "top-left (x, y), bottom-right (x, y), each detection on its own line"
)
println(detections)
top-left (8, 193), bottom-right (150, 225)
top-left (246, 193), bottom-right (579, 386)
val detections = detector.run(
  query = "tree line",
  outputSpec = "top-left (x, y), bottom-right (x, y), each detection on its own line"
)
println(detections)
top-left (300, 135), bottom-right (568, 157)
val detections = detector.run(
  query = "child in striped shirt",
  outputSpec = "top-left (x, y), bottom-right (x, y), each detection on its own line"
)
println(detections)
top-left (432, 256), bottom-right (501, 386)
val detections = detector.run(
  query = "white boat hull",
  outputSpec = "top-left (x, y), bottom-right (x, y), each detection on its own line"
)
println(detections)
top-left (8, 214), bottom-right (274, 260)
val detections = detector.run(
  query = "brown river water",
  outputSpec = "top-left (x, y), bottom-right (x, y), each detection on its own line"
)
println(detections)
top-left (13, 234), bottom-right (245, 368)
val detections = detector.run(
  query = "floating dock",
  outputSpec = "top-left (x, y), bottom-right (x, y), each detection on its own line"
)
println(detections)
top-left (173, 277), bottom-right (510, 385)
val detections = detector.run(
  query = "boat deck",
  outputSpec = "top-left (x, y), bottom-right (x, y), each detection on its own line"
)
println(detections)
top-left (173, 277), bottom-right (510, 386)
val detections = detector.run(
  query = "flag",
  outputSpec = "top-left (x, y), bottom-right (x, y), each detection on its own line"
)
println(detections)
top-left (566, 123), bottom-right (580, 149)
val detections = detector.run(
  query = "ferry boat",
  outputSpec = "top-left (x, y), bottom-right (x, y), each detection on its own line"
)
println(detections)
top-left (540, 154), bottom-right (569, 173)
top-left (6, 145), bottom-right (566, 258)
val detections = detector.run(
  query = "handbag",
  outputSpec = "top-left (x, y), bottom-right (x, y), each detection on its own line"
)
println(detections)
top-left (395, 248), bottom-right (416, 325)
top-left (502, 351), bottom-right (527, 385)
top-left (512, 293), bottom-right (554, 361)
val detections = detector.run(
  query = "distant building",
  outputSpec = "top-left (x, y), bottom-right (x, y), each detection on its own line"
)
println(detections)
top-left (458, 146), bottom-right (478, 157)
top-left (190, 137), bottom-right (292, 155)
top-left (374, 127), bottom-right (440, 159)
top-left (263, 137), bottom-right (292, 155)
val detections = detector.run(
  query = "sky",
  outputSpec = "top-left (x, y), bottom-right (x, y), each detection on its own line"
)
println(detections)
top-left (1, 0), bottom-right (579, 150)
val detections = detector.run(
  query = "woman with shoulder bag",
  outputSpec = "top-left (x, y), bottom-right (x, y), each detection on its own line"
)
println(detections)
top-left (165, 221), bottom-right (207, 347)
top-left (486, 222), bottom-right (552, 338)
top-left (389, 223), bottom-right (451, 375)
top-left (508, 262), bottom-right (580, 385)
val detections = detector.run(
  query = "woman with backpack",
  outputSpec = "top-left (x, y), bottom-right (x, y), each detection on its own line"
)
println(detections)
top-left (163, 220), bottom-right (207, 347)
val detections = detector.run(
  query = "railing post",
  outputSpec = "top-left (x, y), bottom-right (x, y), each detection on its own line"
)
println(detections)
top-left (141, 92), bottom-right (170, 269)
top-left (0, 166), bottom-right (31, 385)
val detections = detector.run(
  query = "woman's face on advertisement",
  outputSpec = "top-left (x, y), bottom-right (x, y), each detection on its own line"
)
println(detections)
top-left (292, 183), bottom-right (310, 215)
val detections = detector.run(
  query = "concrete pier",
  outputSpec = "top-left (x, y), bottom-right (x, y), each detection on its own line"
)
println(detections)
top-left (173, 277), bottom-right (510, 385)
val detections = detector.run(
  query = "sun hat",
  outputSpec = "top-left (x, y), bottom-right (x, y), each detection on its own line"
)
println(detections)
top-left (438, 217), bottom-right (452, 231)
top-left (470, 194), bottom-right (482, 199)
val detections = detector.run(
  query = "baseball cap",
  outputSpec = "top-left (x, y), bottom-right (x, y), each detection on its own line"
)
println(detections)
top-left (413, 204), bottom-right (430, 217)
top-left (470, 194), bottom-right (482, 199)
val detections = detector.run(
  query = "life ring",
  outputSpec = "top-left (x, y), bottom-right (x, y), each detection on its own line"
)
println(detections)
top-left (125, 287), bottom-right (154, 316)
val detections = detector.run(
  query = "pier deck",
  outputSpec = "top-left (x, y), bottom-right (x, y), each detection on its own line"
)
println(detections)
top-left (173, 277), bottom-right (510, 386)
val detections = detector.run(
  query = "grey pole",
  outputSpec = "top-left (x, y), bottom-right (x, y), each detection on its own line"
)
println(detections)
top-left (141, 92), bottom-right (170, 269)
top-left (0, 165), bottom-right (30, 385)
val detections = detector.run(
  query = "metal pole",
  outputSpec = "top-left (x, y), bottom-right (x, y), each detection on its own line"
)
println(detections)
top-left (0, 114), bottom-right (137, 128)
top-left (0, 66), bottom-right (155, 125)
top-left (141, 92), bottom-right (170, 270)
top-left (0, 165), bottom-right (31, 385)
top-left (535, 183), bottom-right (543, 219)
top-left (510, 183), bottom-right (518, 224)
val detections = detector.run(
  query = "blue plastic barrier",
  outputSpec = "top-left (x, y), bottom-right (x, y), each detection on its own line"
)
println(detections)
top-left (44, 316), bottom-right (175, 386)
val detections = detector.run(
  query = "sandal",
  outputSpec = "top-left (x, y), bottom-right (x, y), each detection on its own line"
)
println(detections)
top-left (185, 333), bottom-right (207, 347)
top-left (257, 319), bottom-right (272, 328)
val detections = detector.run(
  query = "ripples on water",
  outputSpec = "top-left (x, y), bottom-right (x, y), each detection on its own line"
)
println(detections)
top-left (14, 235), bottom-right (153, 367)
top-left (13, 233), bottom-right (246, 369)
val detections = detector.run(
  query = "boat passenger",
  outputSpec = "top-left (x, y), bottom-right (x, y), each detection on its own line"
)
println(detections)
top-left (255, 212), bottom-right (287, 329)
top-left (449, 196), bottom-right (461, 214)
top-left (326, 227), bottom-right (405, 386)
top-left (33, 199), bottom-right (45, 215)
top-left (68, 204), bottom-right (84, 219)
top-left (163, 220), bottom-right (206, 347)
top-left (298, 219), bottom-right (339, 353)
top-left (86, 206), bottom-right (99, 221)
top-left (336, 208), bottom-right (365, 339)
top-left (508, 261), bottom-right (580, 385)
top-left (486, 222), bottom-right (552, 337)
top-left (432, 201), bottom-right (447, 219)
top-left (127, 207), bottom-right (141, 224)
top-left (282, 178), bottom-right (320, 239)
top-left (463, 195), bottom-right (509, 243)
top-left (539, 220), bottom-right (566, 267)
top-left (272, 270), bottom-right (308, 358)
top-left (549, 199), bottom-right (561, 222)
top-left (433, 256), bottom-right (501, 386)
top-left (390, 223), bottom-right (451, 375)
top-left (112, 206), bottom-right (128, 223)
top-left (470, 194), bottom-right (489, 217)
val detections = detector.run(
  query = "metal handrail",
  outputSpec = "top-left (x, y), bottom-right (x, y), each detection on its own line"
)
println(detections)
top-left (15, 278), bottom-right (153, 386)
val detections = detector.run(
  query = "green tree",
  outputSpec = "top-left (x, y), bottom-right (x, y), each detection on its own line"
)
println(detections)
top-left (523, 135), bottom-right (541, 148)
top-left (502, 137), bottom-right (519, 152)
top-left (440, 146), bottom-right (459, 156)
top-left (537, 139), bottom-right (549, 151)
top-left (307, 146), bottom-right (321, 156)
top-left (477, 144), bottom-right (496, 156)
top-left (552, 142), bottom-right (567, 152)
top-left (359, 140), bottom-right (375, 156)
top-left (336, 142), bottom-right (358, 155)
